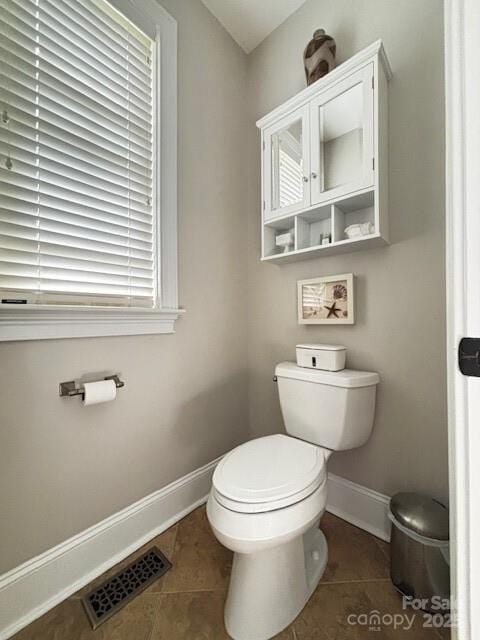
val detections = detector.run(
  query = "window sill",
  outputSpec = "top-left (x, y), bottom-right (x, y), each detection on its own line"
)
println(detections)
top-left (0, 306), bottom-right (185, 341)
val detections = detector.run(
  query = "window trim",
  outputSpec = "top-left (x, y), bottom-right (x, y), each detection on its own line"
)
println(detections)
top-left (0, 0), bottom-right (181, 341)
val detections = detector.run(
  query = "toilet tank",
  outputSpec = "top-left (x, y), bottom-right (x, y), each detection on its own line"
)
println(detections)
top-left (275, 362), bottom-right (379, 451)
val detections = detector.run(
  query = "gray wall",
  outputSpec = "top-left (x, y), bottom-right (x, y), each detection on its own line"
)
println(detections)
top-left (246, 0), bottom-right (448, 500)
top-left (0, 0), bottom-right (249, 574)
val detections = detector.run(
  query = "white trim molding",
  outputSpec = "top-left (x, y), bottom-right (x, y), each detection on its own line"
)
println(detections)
top-left (0, 0), bottom-right (180, 342)
top-left (0, 457), bottom-right (220, 640)
top-left (326, 473), bottom-right (391, 542)
top-left (445, 1), bottom-right (480, 639)
top-left (0, 306), bottom-right (185, 341)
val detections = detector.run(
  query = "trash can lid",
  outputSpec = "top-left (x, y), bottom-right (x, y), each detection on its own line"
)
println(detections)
top-left (390, 493), bottom-right (449, 541)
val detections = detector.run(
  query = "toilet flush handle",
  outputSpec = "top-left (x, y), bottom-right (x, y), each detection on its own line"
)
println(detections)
top-left (273, 375), bottom-right (278, 382)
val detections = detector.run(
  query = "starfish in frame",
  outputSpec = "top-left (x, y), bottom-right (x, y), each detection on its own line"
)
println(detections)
top-left (324, 302), bottom-right (341, 318)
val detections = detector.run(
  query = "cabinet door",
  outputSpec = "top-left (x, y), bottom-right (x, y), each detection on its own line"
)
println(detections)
top-left (263, 106), bottom-right (310, 221)
top-left (310, 64), bottom-right (374, 206)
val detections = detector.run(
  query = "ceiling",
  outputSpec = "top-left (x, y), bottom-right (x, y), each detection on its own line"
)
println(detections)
top-left (201, 0), bottom-right (307, 54)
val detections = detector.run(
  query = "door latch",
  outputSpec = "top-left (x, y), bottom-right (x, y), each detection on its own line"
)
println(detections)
top-left (458, 338), bottom-right (480, 376)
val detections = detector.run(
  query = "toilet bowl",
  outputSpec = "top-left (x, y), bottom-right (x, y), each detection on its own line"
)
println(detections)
top-left (207, 362), bottom-right (379, 640)
top-left (207, 434), bottom-right (329, 640)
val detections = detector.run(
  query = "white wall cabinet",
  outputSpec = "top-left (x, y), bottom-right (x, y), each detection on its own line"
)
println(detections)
top-left (257, 41), bottom-right (391, 262)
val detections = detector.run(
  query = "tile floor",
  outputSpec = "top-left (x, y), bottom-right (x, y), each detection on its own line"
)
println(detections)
top-left (12, 506), bottom-right (450, 639)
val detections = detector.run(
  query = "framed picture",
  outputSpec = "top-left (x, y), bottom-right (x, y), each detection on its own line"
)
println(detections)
top-left (297, 274), bottom-right (355, 324)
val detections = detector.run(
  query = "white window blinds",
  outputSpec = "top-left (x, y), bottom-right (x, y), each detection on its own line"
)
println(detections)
top-left (278, 148), bottom-right (303, 208)
top-left (0, 0), bottom-right (155, 308)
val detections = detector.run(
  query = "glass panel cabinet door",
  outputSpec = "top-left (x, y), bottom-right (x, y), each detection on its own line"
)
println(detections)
top-left (310, 64), bottom-right (374, 205)
top-left (264, 106), bottom-right (310, 220)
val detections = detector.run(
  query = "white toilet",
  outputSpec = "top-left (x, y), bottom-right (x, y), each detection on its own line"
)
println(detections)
top-left (207, 361), bottom-right (379, 640)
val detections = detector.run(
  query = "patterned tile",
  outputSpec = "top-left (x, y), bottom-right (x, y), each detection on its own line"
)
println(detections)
top-left (11, 596), bottom-right (157, 640)
top-left (373, 536), bottom-right (391, 563)
top-left (320, 512), bottom-right (390, 583)
top-left (12, 505), bottom-right (451, 640)
top-left (161, 505), bottom-right (232, 593)
top-left (294, 581), bottom-right (443, 639)
top-left (151, 591), bottom-right (229, 640)
top-left (151, 591), bottom-right (295, 639)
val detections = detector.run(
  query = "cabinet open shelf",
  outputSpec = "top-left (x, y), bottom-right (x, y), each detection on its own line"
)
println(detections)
top-left (264, 217), bottom-right (296, 258)
top-left (257, 40), bottom-right (391, 263)
top-left (296, 204), bottom-right (332, 250)
top-left (332, 190), bottom-right (375, 243)
top-left (262, 189), bottom-right (385, 261)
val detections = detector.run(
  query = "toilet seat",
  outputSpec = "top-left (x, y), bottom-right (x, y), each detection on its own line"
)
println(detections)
top-left (212, 434), bottom-right (326, 513)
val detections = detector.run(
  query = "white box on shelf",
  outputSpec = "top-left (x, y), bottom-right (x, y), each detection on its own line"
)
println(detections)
top-left (275, 230), bottom-right (295, 253)
top-left (296, 343), bottom-right (346, 371)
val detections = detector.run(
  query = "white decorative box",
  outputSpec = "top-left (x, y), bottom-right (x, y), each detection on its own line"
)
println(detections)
top-left (296, 343), bottom-right (346, 371)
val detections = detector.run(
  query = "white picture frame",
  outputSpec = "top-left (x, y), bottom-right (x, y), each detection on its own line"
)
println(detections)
top-left (297, 274), bottom-right (355, 325)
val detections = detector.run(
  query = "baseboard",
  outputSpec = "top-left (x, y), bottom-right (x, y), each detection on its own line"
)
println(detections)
top-left (326, 472), bottom-right (391, 542)
top-left (0, 463), bottom-right (391, 640)
top-left (0, 457), bottom-right (221, 640)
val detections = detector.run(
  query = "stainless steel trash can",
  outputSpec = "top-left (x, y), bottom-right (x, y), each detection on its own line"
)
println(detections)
top-left (389, 493), bottom-right (450, 611)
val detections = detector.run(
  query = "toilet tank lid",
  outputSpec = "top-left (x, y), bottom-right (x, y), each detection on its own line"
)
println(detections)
top-left (296, 343), bottom-right (346, 351)
top-left (275, 362), bottom-right (380, 388)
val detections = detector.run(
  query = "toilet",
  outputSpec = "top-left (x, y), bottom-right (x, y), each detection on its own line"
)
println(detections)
top-left (207, 361), bottom-right (379, 640)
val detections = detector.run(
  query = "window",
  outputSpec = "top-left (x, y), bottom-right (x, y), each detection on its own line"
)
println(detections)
top-left (0, 0), bottom-right (179, 340)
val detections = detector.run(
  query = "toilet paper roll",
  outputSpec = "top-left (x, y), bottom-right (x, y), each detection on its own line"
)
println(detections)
top-left (83, 379), bottom-right (117, 406)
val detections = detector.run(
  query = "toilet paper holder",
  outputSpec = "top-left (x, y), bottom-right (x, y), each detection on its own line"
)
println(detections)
top-left (59, 374), bottom-right (125, 399)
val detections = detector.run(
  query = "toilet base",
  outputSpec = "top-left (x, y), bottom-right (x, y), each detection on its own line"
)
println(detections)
top-left (224, 524), bottom-right (328, 640)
